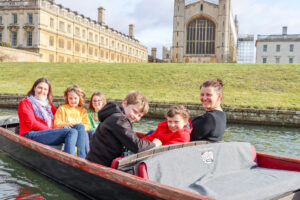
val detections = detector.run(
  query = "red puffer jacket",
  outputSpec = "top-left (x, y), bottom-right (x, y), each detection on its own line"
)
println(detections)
top-left (142, 120), bottom-right (192, 145)
top-left (18, 98), bottom-right (57, 136)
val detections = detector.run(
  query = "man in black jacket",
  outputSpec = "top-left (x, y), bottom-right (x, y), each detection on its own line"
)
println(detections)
top-left (86, 91), bottom-right (161, 167)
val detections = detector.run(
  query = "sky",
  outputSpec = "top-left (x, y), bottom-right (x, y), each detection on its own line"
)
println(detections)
top-left (55, 0), bottom-right (300, 59)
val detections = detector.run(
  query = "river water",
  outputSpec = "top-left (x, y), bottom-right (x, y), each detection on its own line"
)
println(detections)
top-left (0, 108), bottom-right (299, 199)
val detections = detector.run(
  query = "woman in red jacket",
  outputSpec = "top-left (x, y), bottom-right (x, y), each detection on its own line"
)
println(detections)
top-left (18, 77), bottom-right (80, 156)
top-left (142, 105), bottom-right (192, 145)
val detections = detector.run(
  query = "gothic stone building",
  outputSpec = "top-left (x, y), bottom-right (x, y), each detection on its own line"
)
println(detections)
top-left (0, 0), bottom-right (148, 63)
top-left (172, 0), bottom-right (238, 63)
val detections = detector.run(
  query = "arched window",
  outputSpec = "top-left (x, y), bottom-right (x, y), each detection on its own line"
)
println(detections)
top-left (186, 18), bottom-right (215, 55)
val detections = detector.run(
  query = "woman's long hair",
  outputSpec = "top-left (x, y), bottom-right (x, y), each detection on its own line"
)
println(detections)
top-left (27, 77), bottom-right (53, 104)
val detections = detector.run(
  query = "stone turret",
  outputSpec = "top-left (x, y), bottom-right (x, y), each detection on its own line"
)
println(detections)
top-left (151, 48), bottom-right (157, 62)
top-left (98, 7), bottom-right (105, 25)
top-left (218, 0), bottom-right (231, 62)
top-left (282, 26), bottom-right (287, 35)
top-left (171, 0), bottom-right (185, 63)
top-left (162, 46), bottom-right (171, 63)
top-left (234, 15), bottom-right (239, 34)
top-left (129, 24), bottom-right (134, 38)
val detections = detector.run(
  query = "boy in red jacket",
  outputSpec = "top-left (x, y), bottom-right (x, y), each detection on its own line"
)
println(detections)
top-left (143, 105), bottom-right (192, 145)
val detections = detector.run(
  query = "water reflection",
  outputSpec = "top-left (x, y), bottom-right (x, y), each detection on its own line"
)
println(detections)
top-left (225, 124), bottom-right (300, 158)
top-left (135, 118), bottom-right (300, 158)
top-left (0, 108), bottom-right (17, 116)
top-left (0, 151), bottom-right (89, 200)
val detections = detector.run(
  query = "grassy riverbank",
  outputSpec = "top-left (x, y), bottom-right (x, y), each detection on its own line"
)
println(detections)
top-left (0, 62), bottom-right (299, 110)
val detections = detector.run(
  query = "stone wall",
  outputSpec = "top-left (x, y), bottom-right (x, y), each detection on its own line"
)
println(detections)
top-left (146, 102), bottom-right (300, 127)
top-left (0, 94), bottom-right (299, 127)
top-left (0, 46), bottom-right (41, 62)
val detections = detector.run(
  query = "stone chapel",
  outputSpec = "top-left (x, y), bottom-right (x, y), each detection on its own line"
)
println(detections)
top-left (170, 0), bottom-right (238, 63)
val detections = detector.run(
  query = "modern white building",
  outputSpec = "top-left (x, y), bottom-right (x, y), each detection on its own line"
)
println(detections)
top-left (256, 27), bottom-right (300, 64)
top-left (237, 34), bottom-right (254, 63)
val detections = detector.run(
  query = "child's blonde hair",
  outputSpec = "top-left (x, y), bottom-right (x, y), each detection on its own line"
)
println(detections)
top-left (165, 105), bottom-right (190, 122)
top-left (88, 91), bottom-right (107, 111)
top-left (64, 85), bottom-right (86, 108)
top-left (124, 91), bottom-right (149, 114)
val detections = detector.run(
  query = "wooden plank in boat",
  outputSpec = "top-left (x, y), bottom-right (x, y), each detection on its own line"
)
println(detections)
top-left (117, 141), bottom-right (213, 170)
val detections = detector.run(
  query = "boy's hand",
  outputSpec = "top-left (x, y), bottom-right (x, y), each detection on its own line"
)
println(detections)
top-left (64, 123), bottom-right (73, 128)
top-left (152, 138), bottom-right (162, 147)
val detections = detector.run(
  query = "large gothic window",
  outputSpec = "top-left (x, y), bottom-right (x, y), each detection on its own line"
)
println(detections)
top-left (186, 18), bottom-right (215, 55)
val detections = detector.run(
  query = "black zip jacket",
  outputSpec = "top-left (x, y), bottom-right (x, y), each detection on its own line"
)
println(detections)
top-left (191, 110), bottom-right (226, 142)
top-left (86, 102), bottom-right (155, 167)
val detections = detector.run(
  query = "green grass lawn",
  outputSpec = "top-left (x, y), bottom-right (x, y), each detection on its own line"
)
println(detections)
top-left (0, 62), bottom-right (299, 110)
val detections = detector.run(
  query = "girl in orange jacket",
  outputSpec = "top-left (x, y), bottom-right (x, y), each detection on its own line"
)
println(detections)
top-left (54, 85), bottom-right (90, 158)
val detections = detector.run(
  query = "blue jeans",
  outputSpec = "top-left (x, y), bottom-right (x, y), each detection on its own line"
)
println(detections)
top-left (24, 124), bottom-right (87, 158)
top-left (85, 130), bottom-right (95, 155)
top-left (24, 128), bottom-right (77, 155)
top-left (72, 124), bottom-right (87, 158)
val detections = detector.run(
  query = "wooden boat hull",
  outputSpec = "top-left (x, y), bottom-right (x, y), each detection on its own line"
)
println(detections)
top-left (1, 116), bottom-right (300, 200)
top-left (0, 127), bottom-right (212, 200)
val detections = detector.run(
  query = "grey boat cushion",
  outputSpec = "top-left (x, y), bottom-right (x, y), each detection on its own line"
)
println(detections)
top-left (142, 142), bottom-right (300, 200)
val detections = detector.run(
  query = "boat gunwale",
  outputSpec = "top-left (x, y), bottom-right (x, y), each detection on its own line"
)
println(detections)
top-left (257, 152), bottom-right (300, 164)
top-left (0, 127), bottom-right (213, 200)
top-left (256, 152), bottom-right (300, 172)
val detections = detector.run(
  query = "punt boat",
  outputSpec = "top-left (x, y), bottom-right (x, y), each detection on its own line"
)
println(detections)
top-left (0, 116), bottom-right (300, 200)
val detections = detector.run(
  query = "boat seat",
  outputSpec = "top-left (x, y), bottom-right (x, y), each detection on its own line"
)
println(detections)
top-left (111, 156), bottom-right (124, 169)
top-left (134, 142), bottom-right (300, 200)
top-left (112, 141), bottom-right (213, 170)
